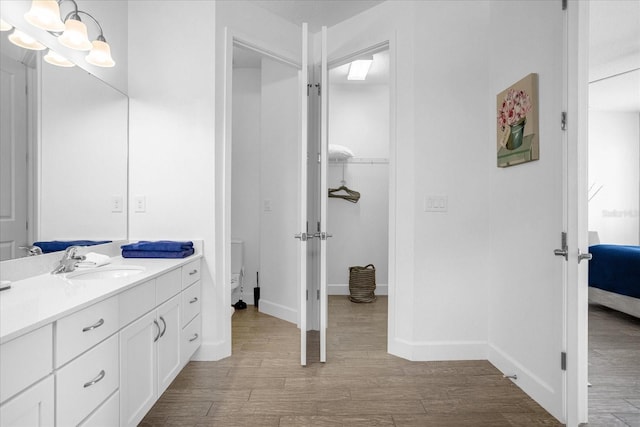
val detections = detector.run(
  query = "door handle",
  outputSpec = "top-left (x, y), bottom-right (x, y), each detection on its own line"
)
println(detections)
top-left (553, 248), bottom-right (568, 260)
top-left (294, 233), bottom-right (314, 241)
top-left (578, 250), bottom-right (592, 263)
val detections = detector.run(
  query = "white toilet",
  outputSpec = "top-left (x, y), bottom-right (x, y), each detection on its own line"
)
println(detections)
top-left (230, 239), bottom-right (244, 315)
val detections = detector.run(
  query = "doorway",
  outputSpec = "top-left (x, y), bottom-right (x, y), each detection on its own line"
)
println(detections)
top-left (229, 42), bottom-right (302, 325)
top-left (585, 1), bottom-right (640, 424)
top-left (325, 48), bottom-right (391, 352)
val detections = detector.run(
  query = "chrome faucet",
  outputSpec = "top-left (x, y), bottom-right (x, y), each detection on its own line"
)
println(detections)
top-left (20, 245), bottom-right (43, 256)
top-left (51, 246), bottom-right (85, 274)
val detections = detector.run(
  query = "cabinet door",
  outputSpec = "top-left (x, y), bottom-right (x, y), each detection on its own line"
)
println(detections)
top-left (157, 294), bottom-right (181, 395)
top-left (119, 310), bottom-right (158, 427)
top-left (0, 376), bottom-right (54, 427)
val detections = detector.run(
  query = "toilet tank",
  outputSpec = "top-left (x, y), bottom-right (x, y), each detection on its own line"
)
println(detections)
top-left (231, 239), bottom-right (244, 275)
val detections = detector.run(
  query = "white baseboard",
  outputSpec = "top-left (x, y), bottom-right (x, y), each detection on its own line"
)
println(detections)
top-left (258, 299), bottom-right (297, 324)
top-left (488, 343), bottom-right (562, 421)
top-left (389, 337), bottom-right (487, 361)
top-left (192, 340), bottom-right (230, 361)
top-left (328, 283), bottom-right (388, 296)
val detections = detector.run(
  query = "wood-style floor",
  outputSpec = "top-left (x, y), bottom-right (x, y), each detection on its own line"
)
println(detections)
top-left (588, 304), bottom-right (640, 427)
top-left (141, 296), bottom-right (563, 426)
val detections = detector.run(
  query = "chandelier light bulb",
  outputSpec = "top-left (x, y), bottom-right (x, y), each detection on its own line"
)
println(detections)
top-left (0, 18), bottom-right (13, 32)
top-left (58, 18), bottom-right (92, 51)
top-left (8, 29), bottom-right (46, 50)
top-left (44, 49), bottom-right (75, 67)
top-left (85, 39), bottom-right (115, 67)
top-left (24, 0), bottom-right (65, 32)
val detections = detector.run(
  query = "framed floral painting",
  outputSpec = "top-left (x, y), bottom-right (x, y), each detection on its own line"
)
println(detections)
top-left (496, 73), bottom-right (539, 168)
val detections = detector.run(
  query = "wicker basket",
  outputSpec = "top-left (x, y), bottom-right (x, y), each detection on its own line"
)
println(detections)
top-left (349, 264), bottom-right (376, 303)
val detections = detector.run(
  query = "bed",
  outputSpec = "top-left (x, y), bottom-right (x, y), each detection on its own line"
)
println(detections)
top-left (588, 244), bottom-right (640, 318)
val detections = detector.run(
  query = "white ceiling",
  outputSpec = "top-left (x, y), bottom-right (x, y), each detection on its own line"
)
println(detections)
top-left (252, 0), bottom-right (384, 33)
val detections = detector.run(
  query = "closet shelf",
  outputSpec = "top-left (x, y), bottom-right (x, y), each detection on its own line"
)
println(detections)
top-left (328, 157), bottom-right (389, 165)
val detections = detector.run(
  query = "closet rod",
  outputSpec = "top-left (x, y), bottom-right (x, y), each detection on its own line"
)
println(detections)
top-left (329, 157), bottom-right (389, 165)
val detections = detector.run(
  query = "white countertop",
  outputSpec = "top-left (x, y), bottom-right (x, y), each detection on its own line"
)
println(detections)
top-left (0, 252), bottom-right (203, 345)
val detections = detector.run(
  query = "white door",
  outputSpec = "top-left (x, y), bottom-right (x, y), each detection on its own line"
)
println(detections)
top-left (296, 23), bottom-right (310, 366)
top-left (0, 54), bottom-right (28, 261)
top-left (0, 375), bottom-right (54, 427)
top-left (488, 1), bottom-right (567, 421)
top-left (119, 310), bottom-right (158, 427)
top-left (157, 295), bottom-right (181, 395)
top-left (318, 26), bottom-right (329, 363)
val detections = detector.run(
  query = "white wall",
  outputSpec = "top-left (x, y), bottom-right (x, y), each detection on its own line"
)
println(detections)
top-left (324, 0), bottom-right (493, 361)
top-left (128, 1), bottom-right (218, 358)
top-left (40, 61), bottom-right (128, 241)
top-left (588, 111), bottom-right (640, 245)
top-left (231, 67), bottom-right (261, 302)
top-left (259, 57), bottom-right (300, 322)
top-left (327, 83), bottom-right (389, 290)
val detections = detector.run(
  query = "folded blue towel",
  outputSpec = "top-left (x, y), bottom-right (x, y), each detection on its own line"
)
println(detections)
top-left (122, 248), bottom-right (195, 259)
top-left (34, 240), bottom-right (112, 254)
top-left (121, 241), bottom-right (194, 252)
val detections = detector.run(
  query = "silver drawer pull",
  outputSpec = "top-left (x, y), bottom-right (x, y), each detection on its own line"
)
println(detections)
top-left (159, 316), bottom-right (167, 338)
top-left (82, 318), bottom-right (104, 332)
top-left (83, 370), bottom-right (105, 388)
top-left (153, 319), bottom-right (160, 342)
top-left (189, 269), bottom-right (198, 276)
top-left (189, 333), bottom-right (199, 342)
top-left (189, 297), bottom-right (198, 304)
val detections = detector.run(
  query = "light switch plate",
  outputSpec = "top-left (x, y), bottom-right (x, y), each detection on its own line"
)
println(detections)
top-left (111, 196), bottom-right (123, 213)
top-left (424, 196), bottom-right (448, 212)
top-left (134, 196), bottom-right (146, 213)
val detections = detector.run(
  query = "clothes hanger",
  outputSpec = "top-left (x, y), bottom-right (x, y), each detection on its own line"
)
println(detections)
top-left (328, 185), bottom-right (361, 203)
top-left (328, 160), bottom-right (361, 203)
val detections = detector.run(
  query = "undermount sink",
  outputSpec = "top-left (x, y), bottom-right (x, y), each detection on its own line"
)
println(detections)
top-left (67, 265), bottom-right (145, 281)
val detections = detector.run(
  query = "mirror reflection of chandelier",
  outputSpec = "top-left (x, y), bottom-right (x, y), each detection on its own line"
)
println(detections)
top-left (1, 0), bottom-right (115, 68)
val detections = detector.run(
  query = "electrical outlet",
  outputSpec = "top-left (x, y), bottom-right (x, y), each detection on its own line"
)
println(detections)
top-left (134, 196), bottom-right (146, 213)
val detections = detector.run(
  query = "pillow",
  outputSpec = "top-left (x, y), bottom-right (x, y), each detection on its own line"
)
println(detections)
top-left (328, 144), bottom-right (355, 160)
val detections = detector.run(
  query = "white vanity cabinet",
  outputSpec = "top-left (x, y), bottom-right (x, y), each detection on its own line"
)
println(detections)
top-left (180, 259), bottom-right (202, 366)
top-left (0, 325), bottom-right (54, 427)
top-left (120, 262), bottom-right (198, 427)
top-left (0, 253), bottom-right (203, 427)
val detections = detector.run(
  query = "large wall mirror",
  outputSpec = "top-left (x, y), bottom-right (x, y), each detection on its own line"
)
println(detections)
top-left (0, 20), bottom-right (128, 261)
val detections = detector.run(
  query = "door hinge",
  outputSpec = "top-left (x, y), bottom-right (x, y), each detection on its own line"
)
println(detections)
top-left (554, 231), bottom-right (569, 260)
top-left (561, 352), bottom-right (567, 370)
top-left (315, 83), bottom-right (320, 96)
top-left (317, 289), bottom-right (320, 300)
top-left (306, 290), bottom-right (308, 300)
top-left (318, 153), bottom-right (321, 163)
top-left (561, 112), bottom-right (567, 130)
top-left (26, 220), bottom-right (29, 230)
top-left (562, 0), bottom-right (567, 10)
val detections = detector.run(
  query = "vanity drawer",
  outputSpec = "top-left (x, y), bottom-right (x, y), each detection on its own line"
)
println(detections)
top-left (119, 278), bottom-right (155, 328)
top-left (0, 324), bottom-right (52, 404)
top-left (181, 281), bottom-right (201, 328)
top-left (78, 390), bottom-right (119, 427)
top-left (56, 334), bottom-right (118, 427)
top-left (156, 268), bottom-right (182, 305)
top-left (56, 296), bottom-right (119, 367)
top-left (182, 259), bottom-right (201, 289)
top-left (181, 314), bottom-right (201, 366)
